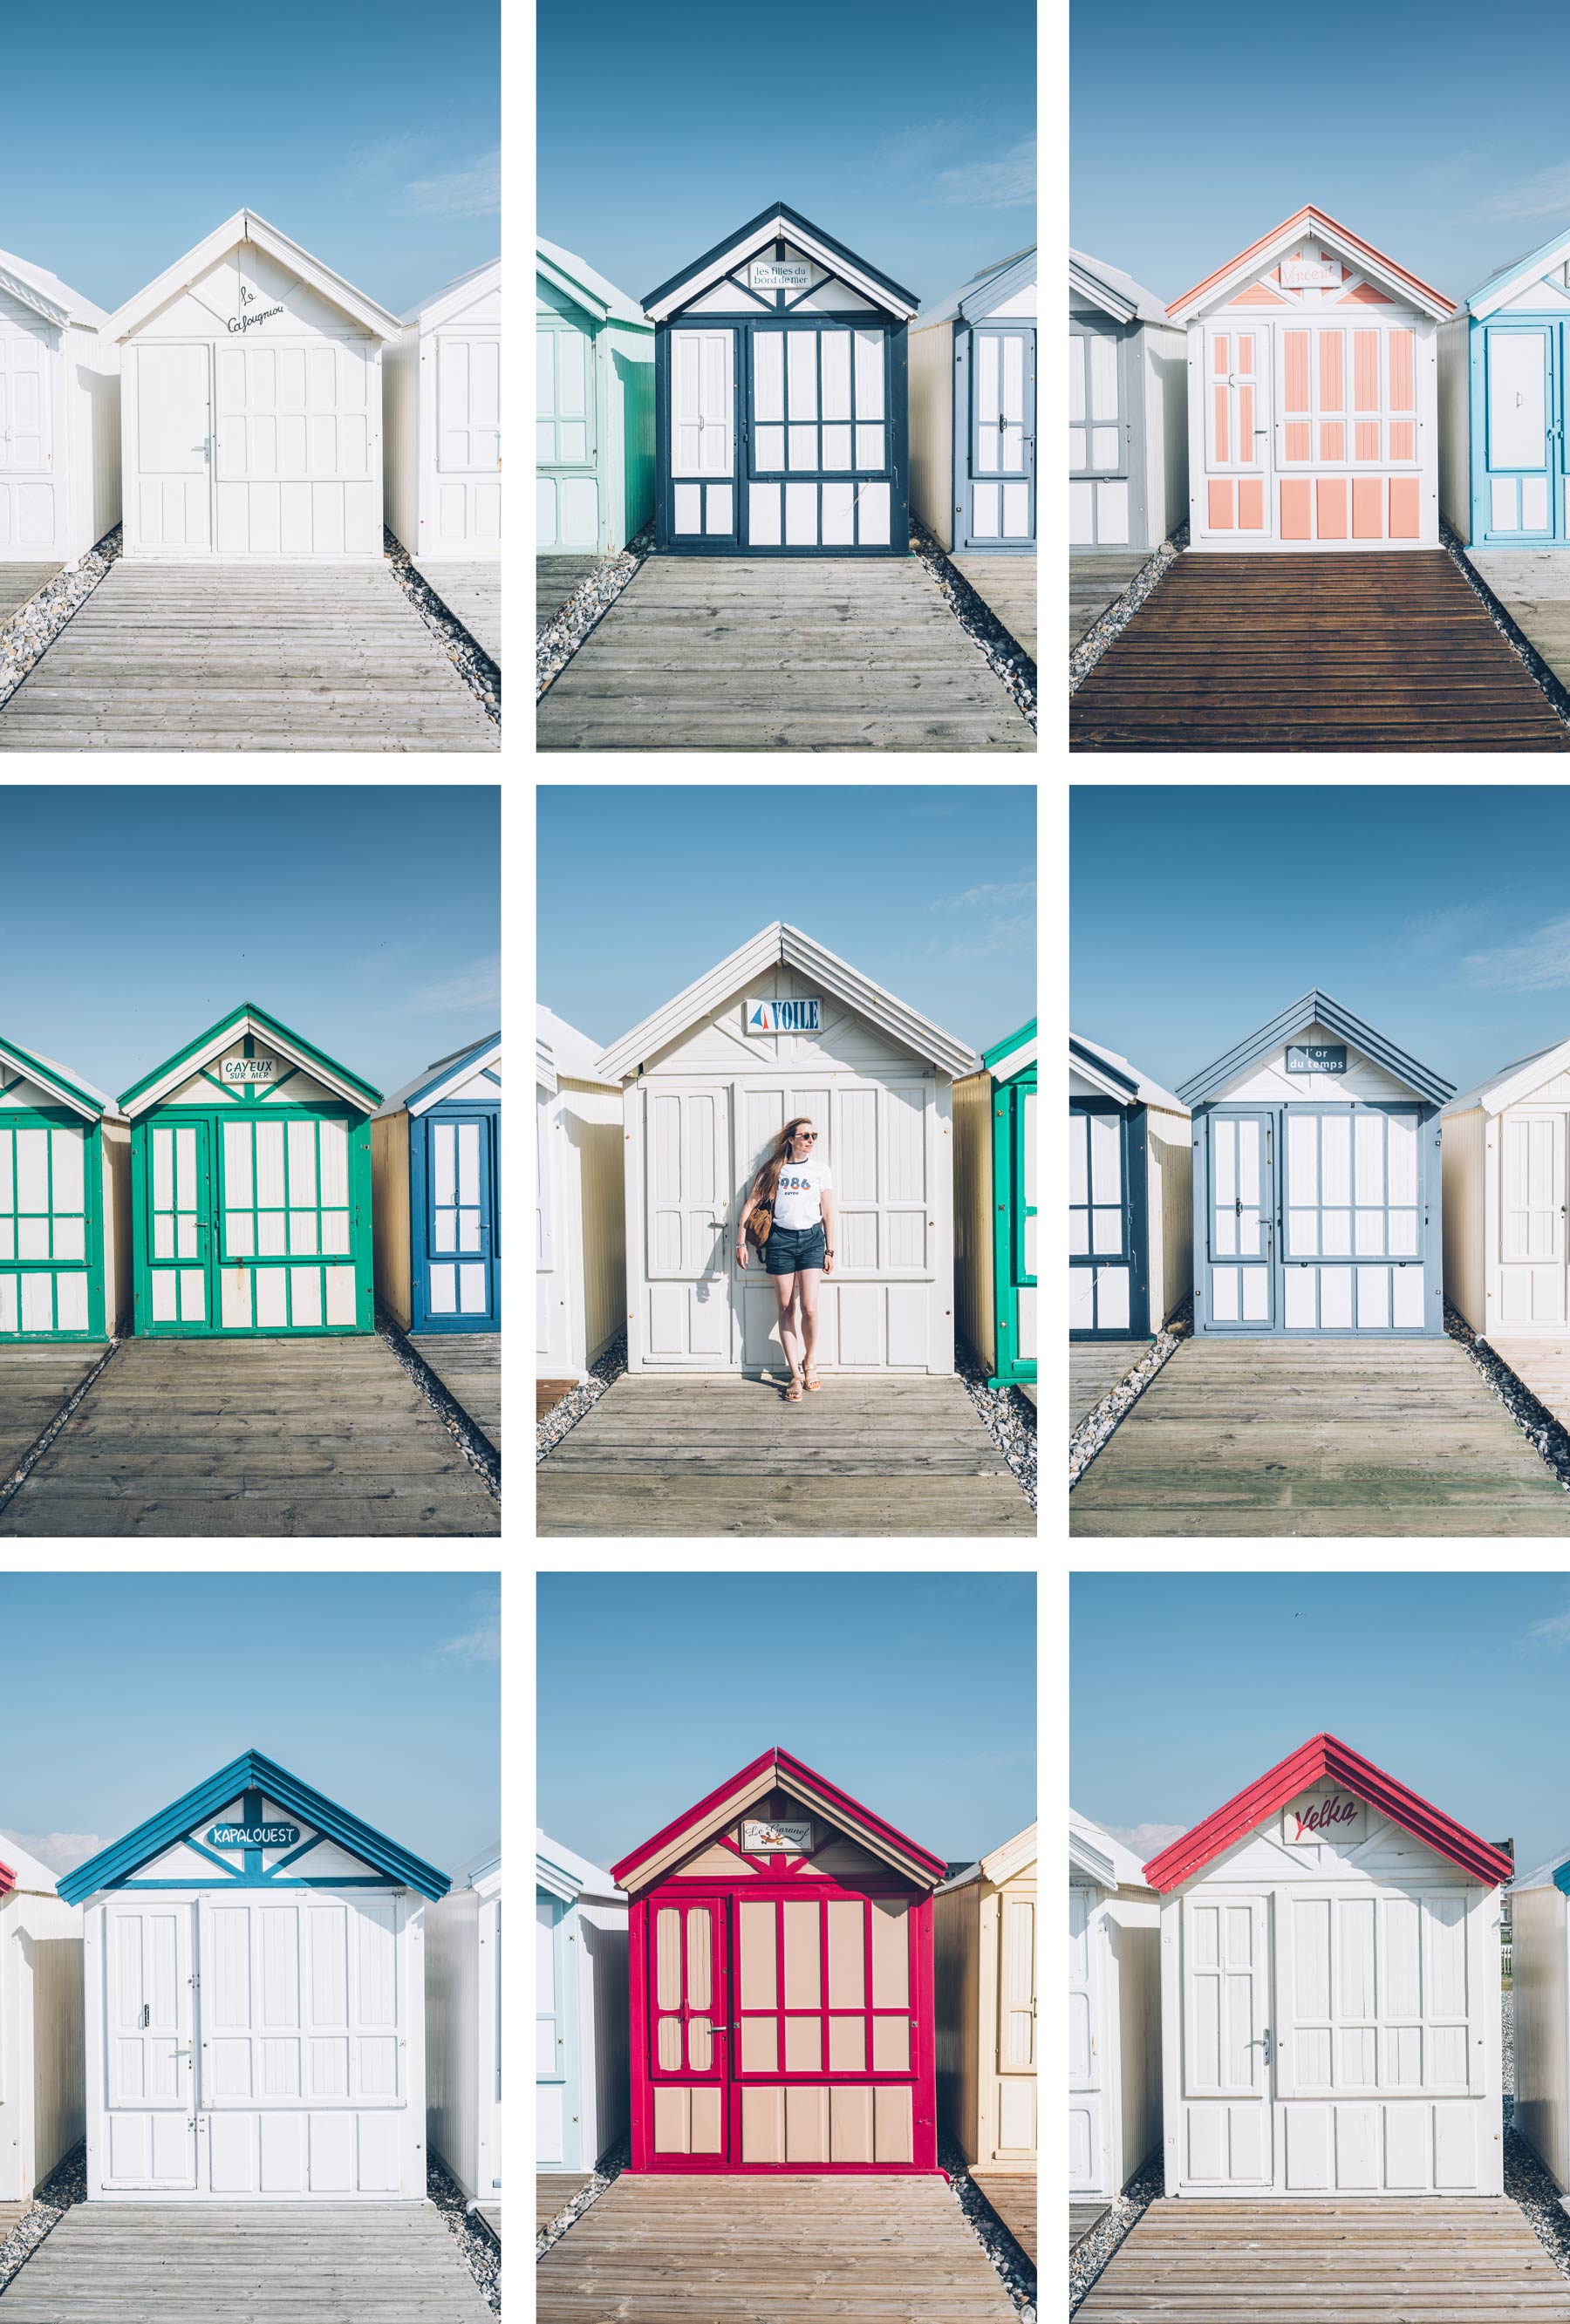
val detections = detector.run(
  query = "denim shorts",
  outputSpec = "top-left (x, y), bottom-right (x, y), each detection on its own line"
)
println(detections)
top-left (763, 1219), bottom-right (827, 1276)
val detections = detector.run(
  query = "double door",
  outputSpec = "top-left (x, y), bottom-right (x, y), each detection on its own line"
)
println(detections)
top-left (416, 1108), bottom-right (498, 1329)
top-left (1482, 322), bottom-right (1570, 542)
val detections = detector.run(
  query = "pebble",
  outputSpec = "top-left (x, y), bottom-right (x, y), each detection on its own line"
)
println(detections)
top-left (536, 2139), bottom-right (628, 2259)
top-left (1069, 522), bottom-right (1188, 692)
top-left (938, 2140), bottom-right (1035, 2316)
top-left (1446, 1302), bottom-right (1570, 1491)
top-left (0, 2140), bottom-right (85, 2299)
top-left (427, 2153), bottom-right (502, 2311)
top-left (907, 522), bottom-right (1036, 731)
top-left (536, 533), bottom-right (652, 697)
top-left (536, 1328), bottom-right (628, 1462)
top-left (1070, 1301), bottom-right (1191, 1486)
top-left (1068, 2149), bottom-right (1163, 2314)
top-left (956, 1339), bottom-right (1038, 1510)
top-left (0, 529), bottom-right (121, 712)
top-left (1441, 524), bottom-right (1570, 736)
top-left (383, 530), bottom-right (500, 725)
top-left (374, 1319), bottom-right (500, 1497)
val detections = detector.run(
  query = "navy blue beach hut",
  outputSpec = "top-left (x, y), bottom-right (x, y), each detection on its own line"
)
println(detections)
top-left (1179, 992), bottom-right (1452, 1338)
top-left (909, 245), bottom-right (1036, 551)
top-left (1440, 225), bottom-right (1570, 546)
top-left (371, 1032), bottom-right (500, 1334)
top-left (642, 201), bottom-right (918, 555)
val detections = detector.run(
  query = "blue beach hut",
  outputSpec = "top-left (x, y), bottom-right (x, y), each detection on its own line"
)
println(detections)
top-left (1441, 226), bottom-right (1570, 546)
top-left (910, 244), bottom-right (1037, 552)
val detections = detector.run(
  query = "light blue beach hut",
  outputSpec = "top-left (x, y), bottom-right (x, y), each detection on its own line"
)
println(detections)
top-left (536, 1831), bottom-right (628, 2176)
top-left (910, 245), bottom-right (1037, 551)
top-left (1440, 226), bottom-right (1570, 545)
top-left (536, 237), bottom-right (655, 555)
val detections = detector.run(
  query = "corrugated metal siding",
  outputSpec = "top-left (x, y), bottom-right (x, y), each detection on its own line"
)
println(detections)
top-left (561, 1077), bottom-right (625, 1367)
top-left (424, 1883), bottom-right (481, 2199)
top-left (932, 1878), bottom-right (980, 2159)
top-left (908, 321), bottom-right (954, 549)
top-left (1512, 1880), bottom-right (1568, 2192)
top-left (1442, 1106), bottom-right (1486, 1330)
top-left (950, 1068), bottom-right (993, 1367)
top-left (1149, 1104), bottom-right (1192, 1326)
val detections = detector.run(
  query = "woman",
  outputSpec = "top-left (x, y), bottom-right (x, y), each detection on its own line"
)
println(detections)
top-left (736, 1115), bottom-right (836, 1402)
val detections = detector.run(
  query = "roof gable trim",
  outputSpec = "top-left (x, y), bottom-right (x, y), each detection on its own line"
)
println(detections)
top-left (119, 1005), bottom-right (381, 1117)
top-left (645, 203), bottom-right (918, 322)
top-left (0, 264), bottom-right (69, 327)
top-left (0, 1035), bottom-right (106, 1121)
top-left (1177, 991), bottom-right (1453, 1108)
top-left (1167, 208), bottom-right (1453, 324)
top-left (106, 208), bottom-right (399, 343)
top-left (610, 1747), bottom-right (945, 1895)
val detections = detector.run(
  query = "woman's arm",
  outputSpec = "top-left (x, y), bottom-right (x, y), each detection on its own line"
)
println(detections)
top-left (820, 1188), bottom-right (836, 1275)
top-left (735, 1173), bottom-right (759, 1270)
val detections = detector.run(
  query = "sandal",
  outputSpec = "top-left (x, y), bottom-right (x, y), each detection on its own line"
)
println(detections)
top-left (803, 1369), bottom-right (822, 1391)
top-left (783, 1376), bottom-right (803, 1402)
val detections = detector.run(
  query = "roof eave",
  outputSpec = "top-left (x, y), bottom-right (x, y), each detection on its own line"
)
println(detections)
top-left (0, 266), bottom-right (70, 328)
top-left (106, 208), bottom-right (399, 344)
top-left (644, 202), bottom-right (918, 323)
top-left (1467, 225), bottom-right (1570, 317)
top-left (1069, 260), bottom-right (1135, 324)
top-left (416, 256), bottom-right (502, 331)
top-left (537, 249), bottom-right (611, 319)
top-left (1167, 207), bottom-right (1453, 325)
top-left (0, 1034), bottom-right (106, 1121)
top-left (119, 1003), bottom-right (381, 1116)
top-left (1177, 990), bottom-right (1452, 1108)
top-left (959, 249), bottom-right (1036, 321)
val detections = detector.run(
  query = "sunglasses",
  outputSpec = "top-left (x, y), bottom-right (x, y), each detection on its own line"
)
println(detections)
top-left (795, 1130), bottom-right (817, 1142)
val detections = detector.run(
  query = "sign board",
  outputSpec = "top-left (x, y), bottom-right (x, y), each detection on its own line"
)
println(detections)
top-left (749, 261), bottom-right (813, 291)
top-left (206, 1821), bottom-right (302, 1850)
top-left (1286, 1044), bottom-right (1348, 1075)
top-left (1280, 256), bottom-right (1344, 289)
top-left (222, 1057), bottom-right (276, 1085)
top-left (1281, 1789), bottom-right (1364, 1847)
top-left (746, 998), bottom-right (821, 1036)
top-left (743, 1819), bottom-right (812, 1853)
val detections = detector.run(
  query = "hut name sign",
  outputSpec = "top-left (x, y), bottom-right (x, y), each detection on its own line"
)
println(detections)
top-left (1281, 1789), bottom-right (1364, 1846)
top-left (222, 1058), bottom-right (276, 1084)
top-left (228, 283), bottom-right (287, 334)
top-left (749, 262), bottom-right (812, 291)
top-left (743, 1819), bottom-right (812, 1853)
top-left (1279, 257), bottom-right (1344, 289)
top-left (746, 998), bottom-right (821, 1035)
top-left (1286, 1044), bottom-right (1348, 1074)
top-left (206, 1821), bottom-right (302, 1848)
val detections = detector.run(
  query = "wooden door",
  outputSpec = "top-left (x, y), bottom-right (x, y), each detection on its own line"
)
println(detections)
top-left (215, 1113), bottom-right (359, 1332)
top-left (1068, 1884), bottom-right (1100, 2191)
top-left (1069, 320), bottom-right (1130, 547)
top-left (0, 304), bottom-right (54, 555)
top-left (642, 1084), bottom-right (732, 1363)
top-left (0, 1114), bottom-right (96, 1338)
top-left (144, 1117), bottom-right (213, 1331)
top-left (133, 343), bottom-right (213, 552)
top-left (993, 1886), bottom-right (1036, 2163)
top-left (1068, 1100), bottom-right (1135, 1336)
top-left (1499, 1111), bottom-right (1567, 1327)
top-left (1281, 1106), bottom-right (1425, 1332)
top-left (647, 1896), bottom-right (730, 2164)
top-left (746, 324), bottom-right (891, 549)
top-left (1179, 1892), bottom-right (1273, 2188)
top-left (536, 320), bottom-right (597, 551)
top-left (214, 339), bottom-right (378, 556)
top-left (670, 327), bottom-right (735, 542)
top-left (1484, 327), bottom-right (1555, 540)
top-left (100, 1901), bottom-right (197, 2189)
top-left (420, 1111), bottom-right (498, 1328)
top-left (434, 330), bottom-right (502, 550)
top-left (971, 325), bottom-right (1034, 544)
top-left (1200, 325), bottom-right (1271, 537)
top-left (536, 1894), bottom-right (568, 2166)
top-left (1205, 1112), bottom-right (1274, 1328)
top-left (1003, 1078), bottom-right (1037, 1377)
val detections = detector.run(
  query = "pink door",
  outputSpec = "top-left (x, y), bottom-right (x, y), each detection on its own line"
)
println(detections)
top-left (646, 1897), bottom-right (731, 2165)
top-left (1201, 325), bottom-right (1272, 538)
top-left (1274, 322), bottom-right (1423, 544)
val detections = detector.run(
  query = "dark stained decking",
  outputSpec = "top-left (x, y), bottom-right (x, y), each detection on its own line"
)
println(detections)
top-left (537, 553), bottom-right (602, 630)
top-left (537, 555), bottom-right (1037, 752)
top-left (1070, 1341), bottom-right (1153, 1432)
top-left (1070, 552), bottom-right (1151, 650)
top-left (1071, 1336), bottom-right (1570, 1537)
top-left (952, 553), bottom-right (1037, 664)
top-left (0, 1342), bottom-right (111, 1482)
top-left (0, 563), bottom-right (63, 623)
top-left (410, 1332), bottom-right (500, 1455)
top-left (0, 1336), bottom-right (500, 1537)
top-left (1071, 550), bottom-right (1570, 751)
top-left (971, 2172), bottom-right (1035, 2263)
top-left (536, 2174), bottom-right (593, 2234)
top-left (538, 1373), bottom-right (1036, 1537)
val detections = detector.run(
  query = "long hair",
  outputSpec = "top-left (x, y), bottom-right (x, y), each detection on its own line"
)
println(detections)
top-left (754, 1116), bottom-right (816, 1210)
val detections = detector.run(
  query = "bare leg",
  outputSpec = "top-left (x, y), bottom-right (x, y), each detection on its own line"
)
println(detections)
top-left (796, 1267), bottom-right (823, 1378)
top-left (774, 1272), bottom-right (802, 1380)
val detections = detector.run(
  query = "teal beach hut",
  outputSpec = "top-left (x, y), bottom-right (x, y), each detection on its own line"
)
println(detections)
top-left (536, 237), bottom-right (655, 555)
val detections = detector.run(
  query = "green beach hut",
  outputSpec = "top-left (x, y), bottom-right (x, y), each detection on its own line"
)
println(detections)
top-left (954, 1018), bottom-right (1037, 1387)
top-left (0, 1030), bottom-right (129, 1340)
top-left (536, 235), bottom-right (655, 555)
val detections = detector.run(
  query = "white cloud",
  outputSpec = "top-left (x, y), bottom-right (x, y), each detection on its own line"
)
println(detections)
top-left (937, 137), bottom-right (1037, 212)
top-left (1481, 165), bottom-right (1570, 221)
top-left (1459, 915), bottom-right (1570, 992)
top-left (1098, 1821), bottom-right (1185, 1858)
top-left (339, 133), bottom-right (432, 186)
top-left (927, 879), bottom-right (1037, 912)
top-left (1528, 1607), bottom-right (1570, 1646)
top-left (435, 1604), bottom-right (501, 1663)
top-left (409, 954), bottom-right (501, 1015)
top-left (404, 149), bottom-right (500, 221)
top-left (2, 1829), bottom-right (102, 1875)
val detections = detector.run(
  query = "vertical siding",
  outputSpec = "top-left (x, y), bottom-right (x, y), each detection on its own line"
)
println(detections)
top-left (1147, 1105), bottom-right (1192, 1327)
top-left (381, 329), bottom-right (419, 552)
top-left (1437, 317), bottom-right (1471, 541)
top-left (577, 1896), bottom-right (630, 2162)
top-left (604, 318), bottom-right (657, 546)
top-left (1110, 1890), bottom-right (1161, 2184)
top-left (950, 1068), bottom-right (993, 1368)
top-left (370, 1114), bottom-right (413, 1330)
top-left (101, 1121), bottom-right (132, 1334)
top-left (907, 321), bottom-right (954, 548)
top-left (1513, 1883), bottom-right (1569, 2192)
top-left (932, 1878), bottom-right (980, 2158)
top-left (1143, 323), bottom-right (1188, 547)
top-left (561, 1078), bottom-right (626, 1368)
top-left (424, 1884), bottom-right (481, 2199)
top-left (1442, 1107), bottom-right (1486, 1331)
top-left (14, 1889), bottom-right (85, 2192)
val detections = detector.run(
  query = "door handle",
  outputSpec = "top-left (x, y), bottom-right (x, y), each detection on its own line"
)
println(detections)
top-left (1262, 2028), bottom-right (1273, 2066)
top-left (141, 2004), bottom-right (151, 2028)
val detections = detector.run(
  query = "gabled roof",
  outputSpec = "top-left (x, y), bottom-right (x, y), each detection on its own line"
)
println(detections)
top-left (1143, 1734), bottom-right (1513, 1894)
top-left (0, 1856), bottom-right (12, 1898)
top-left (0, 1031), bottom-right (114, 1122)
top-left (538, 1005), bottom-right (616, 1088)
top-left (0, 244), bottom-right (108, 329)
top-left (1446, 1036), bottom-right (1570, 1117)
top-left (1071, 1033), bottom-right (1186, 1114)
top-left (536, 236), bottom-right (649, 331)
top-left (119, 1003), bottom-right (381, 1118)
top-left (980, 1821), bottom-right (1037, 1884)
top-left (1167, 206), bottom-right (1452, 325)
top-left (1176, 991), bottom-right (1453, 1109)
top-left (610, 1747), bottom-right (946, 1896)
top-left (452, 1842), bottom-right (502, 1897)
top-left (0, 1836), bottom-right (66, 1896)
top-left (643, 202), bottom-right (919, 324)
top-left (1464, 225), bottom-right (1570, 318)
top-left (1070, 1809), bottom-right (1152, 1891)
top-left (104, 209), bottom-right (399, 343)
top-left (983, 1017), bottom-right (1037, 1078)
top-left (1069, 248), bottom-right (1170, 327)
top-left (374, 1031), bottom-right (500, 1119)
top-left (402, 256), bottom-right (501, 331)
top-left (918, 244), bottom-right (1037, 329)
top-left (595, 922), bottom-right (980, 1083)
top-left (537, 1829), bottom-right (625, 1905)
top-left (57, 1748), bottom-right (450, 1905)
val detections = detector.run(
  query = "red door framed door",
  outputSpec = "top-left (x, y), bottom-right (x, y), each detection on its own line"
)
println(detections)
top-left (645, 1894), bottom-right (731, 2166)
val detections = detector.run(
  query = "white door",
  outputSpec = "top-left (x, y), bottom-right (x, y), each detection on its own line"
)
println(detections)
top-left (536, 1897), bottom-right (564, 2165)
top-left (134, 344), bottom-right (213, 551)
top-left (536, 322), bottom-right (597, 551)
top-left (1498, 1112), bottom-right (1567, 1327)
top-left (994, 1889), bottom-right (1036, 2164)
top-left (1178, 1892), bottom-right (1273, 2188)
top-left (1199, 325), bottom-right (1272, 538)
top-left (536, 1086), bottom-right (567, 1368)
top-left (214, 339), bottom-right (378, 556)
top-left (100, 1900), bottom-right (198, 2189)
top-left (478, 1897), bottom-right (502, 2196)
top-left (1069, 1886), bottom-right (1100, 2191)
top-left (670, 328), bottom-right (734, 540)
top-left (642, 1085), bottom-right (732, 1364)
top-left (0, 310), bottom-right (55, 557)
top-left (434, 332), bottom-right (502, 551)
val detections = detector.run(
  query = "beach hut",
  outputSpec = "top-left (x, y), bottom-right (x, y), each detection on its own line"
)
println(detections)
top-left (594, 922), bottom-right (979, 1375)
top-left (1069, 1033), bottom-right (1191, 1340)
top-left (1144, 1734), bottom-right (1510, 2198)
top-left (384, 259), bottom-right (501, 562)
top-left (910, 244), bottom-right (1037, 552)
top-left (1169, 206), bottom-right (1451, 550)
top-left (372, 1032), bottom-right (500, 1334)
top-left (642, 201), bottom-right (918, 555)
top-left (934, 1823), bottom-right (1037, 2175)
top-left (104, 209), bottom-right (399, 560)
top-left (0, 244), bottom-right (119, 564)
top-left (1440, 1033), bottom-right (1570, 1334)
top-left (0, 1836), bottom-right (84, 2206)
top-left (426, 1844), bottom-right (502, 2221)
top-left (1069, 1810), bottom-right (1159, 2203)
top-left (536, 1006), bottom-right (624, 1382)
top-left (536, 1832), bottom-right (628, 2177)
top-left (57, 1748), bottom-right (447, 2199)
top-left (536, 237), bottom-right (654, 556)
top-left (1, 1030), bottom-right (130, 1340)
top-left (610, 1746), bottom-right (944, 2173)
top-left (1178, 992), bottom-right (1452, 1337)
top-left (119, 1003), bottom-right (380, 1337)
top-left (1502, 1842), bottom-right (1570, 2194)
top-left (954, 1018), bottom-right (1037, 1385)
top-left (1439, 228), bottom-right (1570, 545)
top-left (1068, 249), bottom-right (1186, 553)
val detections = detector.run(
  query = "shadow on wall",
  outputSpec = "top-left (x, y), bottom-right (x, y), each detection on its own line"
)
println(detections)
top-left (615, 348), bottom-right (656, 541)
top-left (580, 1915), bottom-right (630, 2160)
top-left (1149, 346), bottom-right (1187, 540)
top-left (76, 363), bottom-right (123, 538)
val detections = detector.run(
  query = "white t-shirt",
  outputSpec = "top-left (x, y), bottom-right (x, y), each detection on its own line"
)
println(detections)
top-left (772, 1153), bottom-right (832, 1231)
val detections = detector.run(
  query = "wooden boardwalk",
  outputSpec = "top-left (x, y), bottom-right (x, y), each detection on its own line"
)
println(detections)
top-left (1074, 2198), bottom-right (1570, 2321)
top-left (538, 1373), bottom-right (1036, 1537)
top-left (0, 1336), bottom-right (499, 1537)
top-left (411, 560), bottom-right (500, 664)
top-left (1070, 1341), bottom-right (1152, 1432)
top-left (538, 2173), bottom-right (593, 2233)
top-left (536, 555), bottom-right (1037, 752)
top-left (538, 554), bottom-right (601, 629)
top-left (0, 2202), bottom-right (23, 2240)
top-left (536, 2172), bottom-right (1018, 2323)
top-left (410, 1332), bottom-right (500, 1454)
top-left (972, 2172), bottom-right (1035, 2262)
top-left (1071, 1337), bottom-right (1570, 1537)
top-left (0, 563), bottom-right (498, 752)
top-left (0, 563), bottom-right (62, 623)
top-left (1071, 551), bottom-right (1570, 750)
top-left (0, 2200), bottom-right (491, 2321)
top-left (1469, 549), bottom-right (1570, 693)
top-left (0, 1343), bottom-right (110, 1481)
top-left (1070, 552), bottom-right (1150, 650)
top-left (537, 1375), bottom-right (577, 1421)
top-left (952, 554), bottom-right (1037, 663)
top-left (1070, 2200), bottom-right (1109, 2249)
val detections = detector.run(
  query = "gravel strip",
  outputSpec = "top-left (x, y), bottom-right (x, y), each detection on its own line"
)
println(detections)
top-left (956, 1337), bottom-right (1037, 1511)
top-left (1069, 2148), bottom-right (1163, 2314)
top-left (374, 1314), bottom-right (500, 1497)
top-left (383, 529), bottom-right (499, 726)
top-left (908, 523), bottom-right (1036, 732)
top-left (428, 2154), bottom-right (501, 2311)
top-left (0, 530), bottom-right (120, 712)
top-left (0, 2141), bottom-right (85, 2297)
top-left (1439, 524), bottom-right (1570, 738)
top-left (937, 2141), bottom-right (1034, 2317)
top-left (1445, 1301), bottom-right (1570, 1491)
top-left (1069, 523), bottom-right (1187, 692)
top-left (1501, 1987), bottom-right (1570, 2286)
top-left (536, 534), bottom-right (652, 699)
top-left (536, 1328), bottom-right (628, 1462)
top-left (536, 2140), bottom-right (628, 2258)
top-left (0, 1339), bottom-right (119, 1521)
top-left (1070, 1301), bottom-right (1191, 1487)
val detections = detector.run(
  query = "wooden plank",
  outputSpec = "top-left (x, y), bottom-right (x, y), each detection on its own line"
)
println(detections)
top-left (537, 1376), bottom-right (578, 1420)
top-left (0, 1342), bottom-right (111, 1478)
top-left (952, 555), bottom-right (1037, 664)
top-left (537, 555), bottom-right (603, 630)
top-left (970, 2171), bottom-right (1035, 2261)
top-left (1071, 2199), bottom-right (1110, 2248)
top-left (1070, 1341), bottom-right (1153, 1431)
top-left (0, 563), bottom-right (65, 624)
top-left (409, 1332), bottom-right (501, 1455)
top-left (1070, 553), bottom-right (1152, 648)
top-left (1466, 550), bottom-right (1570, 693)
top-left (537, 2174), bottom-right (593, 2232)
top-left (410, 560), bottom-right (500, 664)
top-left (1488, 1339), bottom-right (1570, 1432)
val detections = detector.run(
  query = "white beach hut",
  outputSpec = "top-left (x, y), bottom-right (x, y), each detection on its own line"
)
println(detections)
top-left (536, 1005), bottom-right (625, 1382)
top-left (935, 1823), bottom-right (1039, 2176)
top-left (0, 1836), bottom-right (84, 2206)
top-left (104, 209), bottom-right (399, 560)
top-left (1069, 249), bottom-right (1185, 553)
top-left (536, 1830), bottom-right (628, 2177)
top-left (910, 244), bottom-right (1037, 551)
top-left (1504, 1843), bottom-right (1570, 2195)
top-left (1069, 1809), bottom-right (1160, 2204)
top-left (384, 259), bottom-right (500, 564)
top-left (426, 1844), bottom-right (501, 2225)
top-left (0, 244), bottom-right (119, 564)
top-left (1442, 1035), bottom-right (1570, 1336)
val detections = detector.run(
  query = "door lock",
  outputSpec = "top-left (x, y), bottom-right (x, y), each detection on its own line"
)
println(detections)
top-left (1262, 2028), bottom-right (1274, 2066)
top-left (141, 2003), bottom-right (151, 2028)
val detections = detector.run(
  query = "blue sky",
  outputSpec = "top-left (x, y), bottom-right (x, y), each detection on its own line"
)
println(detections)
top-left (1072, 0), bottom-right (1570, 309)
top-left (1072, 784), bottom-right (1570, 1098)
top-left (3, 787), bottom-right (498, 1101)
top-left (1074, 1571), bottom-right (1570, 1874)
top-left (537, 1571), bottom-right (1036, 1872)
top-left (0, 1573), bottom-right (499, 1879)
top-left (2, 4), bottom-right (497, 315)
top-left (537, 786), bottom-right (1036, 1055)
top-left (539, 0), bottom-right (1035, 311)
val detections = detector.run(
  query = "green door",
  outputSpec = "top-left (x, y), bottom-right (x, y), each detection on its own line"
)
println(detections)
top-left (993, 1067), bottom-right (1036, 1386)
top-left (144, 1116), bottom-right (215, 1332)
top-left (0, 1112), bottom-right (104, 1339)
top-left (215, 1111), bottom-right (364, 1332)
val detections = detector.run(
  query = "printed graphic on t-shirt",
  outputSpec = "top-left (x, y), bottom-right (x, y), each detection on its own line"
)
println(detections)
top-left (771, 1156), bottom-right (832, 1231)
